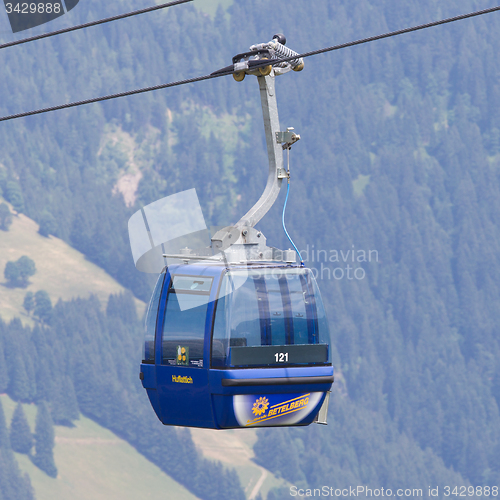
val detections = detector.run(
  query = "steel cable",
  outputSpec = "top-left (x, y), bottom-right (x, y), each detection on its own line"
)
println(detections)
top-left (1, 4), bottom-right (499, 123)
top-left (0, 72), bottom-right (224, 122)
top-left (256, 4), bottom-right (500, 70)
top-left (0, 0), bottom-right (193, 51)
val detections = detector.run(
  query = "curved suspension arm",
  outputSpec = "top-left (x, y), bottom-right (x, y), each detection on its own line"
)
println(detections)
top-left (235, 73), bottom-right (285, 228)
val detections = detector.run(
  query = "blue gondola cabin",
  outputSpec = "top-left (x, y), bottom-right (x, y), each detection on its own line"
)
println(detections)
top-left (140, 262), bottom-right (334, 429)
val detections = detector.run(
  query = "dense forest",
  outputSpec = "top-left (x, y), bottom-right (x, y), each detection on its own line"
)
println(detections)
top-left (0, 293), bottom-right (245, 499)
top-left (2, 0), bottom-right (500, 498)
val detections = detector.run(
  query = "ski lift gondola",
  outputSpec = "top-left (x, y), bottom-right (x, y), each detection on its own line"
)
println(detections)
top-left (140, 261), bottom-right (333, 428)
top-left (135, 35), bottom-right (334, 428)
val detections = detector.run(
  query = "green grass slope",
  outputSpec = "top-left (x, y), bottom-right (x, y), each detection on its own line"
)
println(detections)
top-left (0, 200), bottom-right (145, 325)
top-left (190, 427), bottom-right (286, 499)
top-left (1, 395), bottom-right (198, 500)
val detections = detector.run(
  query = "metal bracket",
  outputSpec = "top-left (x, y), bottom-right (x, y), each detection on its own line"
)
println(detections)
top-left (314, 391), bottom-right (331, 425)
top-left (234, 61), bottom-right (249, 72)
top-left (277, 167), bottom-right (288, 179)
top-left (276, 127), bottom-right (301, 150)
top-left (206, 46), bottom-right (303, 264)
top-left (234, 73), bottom-right (285, 229)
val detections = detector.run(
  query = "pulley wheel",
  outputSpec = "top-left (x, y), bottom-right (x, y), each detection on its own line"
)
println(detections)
top-left (233, 71), bottom-right (245, 82)
top-left (258, 58), bottom-right (273, 76)
top-left (292, 61), bottom-right (305, 72)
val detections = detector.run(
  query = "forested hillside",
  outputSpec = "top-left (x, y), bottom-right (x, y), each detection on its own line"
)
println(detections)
top-left (2, 0), bottom-right (500, 498)
top-left (0, 293), bottom-right (245, 499)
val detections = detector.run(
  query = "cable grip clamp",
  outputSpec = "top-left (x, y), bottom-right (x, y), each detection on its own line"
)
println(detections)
top-left (276, 127), bottom-right (301, 150)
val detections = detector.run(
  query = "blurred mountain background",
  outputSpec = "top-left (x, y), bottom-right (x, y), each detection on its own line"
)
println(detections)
top-left (1, 0), bottom-right (500, 498)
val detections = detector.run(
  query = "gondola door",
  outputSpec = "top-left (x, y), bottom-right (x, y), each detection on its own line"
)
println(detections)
top-left (155, 270), bottom-right (217, 428)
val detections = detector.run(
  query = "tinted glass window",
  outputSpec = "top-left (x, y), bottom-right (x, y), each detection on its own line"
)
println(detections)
top-left (211, 292), bottom-right (228, 368)
top-left (143, 272), bottom-right (165, 363)
top-left (211, 268), bottom-right (331, 368)
top-left (212, 274), bottom-right (260, 367)
top-left (309, 272), bottom-right (330, 347)
top-left (267, 284), bottom-right (286, 346)
top-left (229, 277), bottom-right (262, 346)
top-left (161, 275), bottom-right (212, 368)
top-left (289, 279), bottom-right (309, 344)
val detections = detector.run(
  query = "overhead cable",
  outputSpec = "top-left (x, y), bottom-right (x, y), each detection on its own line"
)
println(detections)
top-left (0, 0), bottom-right (193, 51)
top-left (1, 4), bottom-right (499, 123)
top-left (0, 72), bottom-right (224, 123)
top-left (251, 4), bottom-right (500, 70)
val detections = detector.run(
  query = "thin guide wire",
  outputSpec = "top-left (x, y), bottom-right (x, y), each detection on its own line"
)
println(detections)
top-left (0, 0), bottom-right (193, 51)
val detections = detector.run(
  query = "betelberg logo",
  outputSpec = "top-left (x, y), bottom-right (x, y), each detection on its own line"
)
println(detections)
top-left (252, 397), bottom-right (269, 416)
top-left (3, 0), bottom-right (80, 33)
top-left (246, 394), bottom-right (310, 426)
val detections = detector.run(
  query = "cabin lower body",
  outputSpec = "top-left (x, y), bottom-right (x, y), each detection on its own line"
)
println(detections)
top-left (141, 364), bottom-right (333, 429)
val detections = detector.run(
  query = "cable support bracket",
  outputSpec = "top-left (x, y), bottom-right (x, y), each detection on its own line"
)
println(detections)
top-left (276, 127), bottom-right (301, 151)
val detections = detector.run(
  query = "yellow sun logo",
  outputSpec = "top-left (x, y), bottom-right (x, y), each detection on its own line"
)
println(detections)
top-left (252, 397), bottom-right (269, 416)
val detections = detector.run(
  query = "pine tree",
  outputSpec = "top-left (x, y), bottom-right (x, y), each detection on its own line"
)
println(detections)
top-left (51, 377), bottom-right (79, 427)
top-left (32, 402), bottom-right (57, 478)
top-left (0, 399), bottom-right (35, 500)
top-left (23, 292), bottom-right (35, 316)
top-left (4, 261), bottom-right (20, 286)
top-left (3, 257), bottom-right (36, 287)
top-left (4, 181), bottom-right (24, 213)
top-left (16, 257), bottom-right (36, 287)
top-left (4, 318), bottom-right (36, 402)
top-left (0, 330), bottom-right (8, 393)
top-left (8, 354), bottom-right (31, 402)
top-left (34, 291), bottom-right (52, 323)
top-left (0, 202), bottom-right (13, 230)
top-left (38, 211), bottom-right (57, 237)
top-left (9, 403), bottom-right (33, 454)
top-left (0, 398), bottom-right (9, 450)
